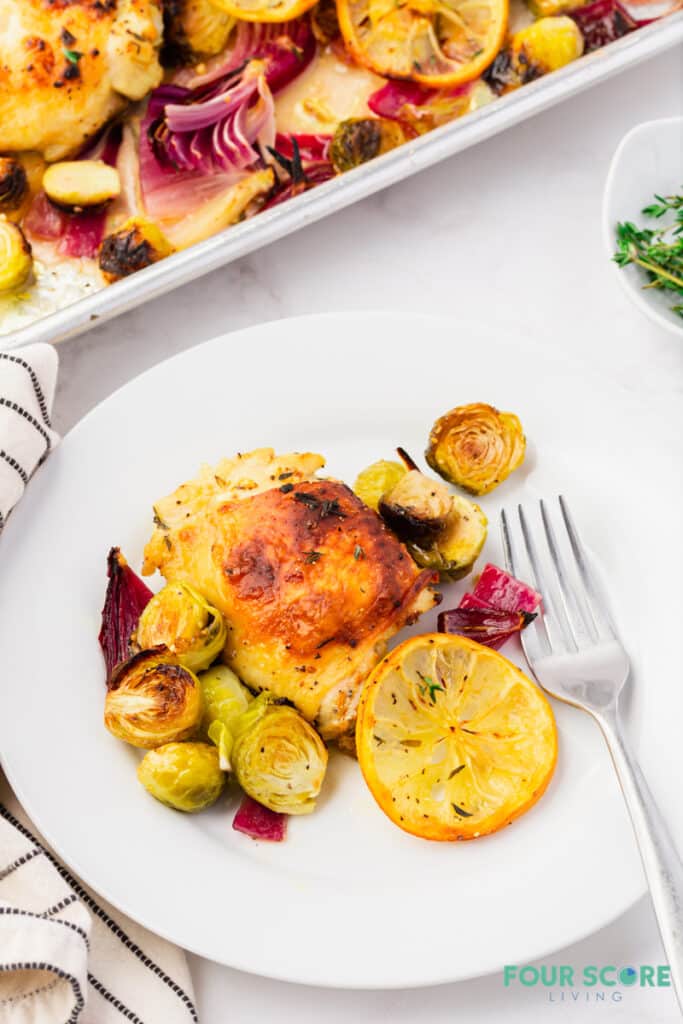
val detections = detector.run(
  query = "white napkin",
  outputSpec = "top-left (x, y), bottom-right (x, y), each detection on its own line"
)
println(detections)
top-left (0, 345), bottom-right (198, 1024)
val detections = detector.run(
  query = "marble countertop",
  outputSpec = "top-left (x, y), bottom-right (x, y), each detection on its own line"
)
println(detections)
top-left (46, 47), bottom-right (683, 1023)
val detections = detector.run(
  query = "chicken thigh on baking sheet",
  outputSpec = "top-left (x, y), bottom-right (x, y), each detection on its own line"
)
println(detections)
top-left (143, 450), bottom-right (438, 741)
top-left (0, 0), bottom-right (163, 161)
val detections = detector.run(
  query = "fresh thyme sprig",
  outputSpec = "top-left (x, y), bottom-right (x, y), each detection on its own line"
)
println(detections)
top-left (613, 190), bottom-right (683, 318)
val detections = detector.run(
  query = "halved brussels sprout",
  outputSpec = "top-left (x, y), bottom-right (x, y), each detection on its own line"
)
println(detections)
top-left (99, 217), bottom-right (173, 283)
top-left (105, 648), bottom-right (203, 748)
top-left (163, 0), bottom-right (236, 64)
top-left (0, 216), bottom-right (32, 293)
top-left (353, 459), bottom-right (407, 512)
top-left (138, 741), bottom-right (225, 812)
top-left (406, 493), bottom-right (488, 582)
top-left (378, 469), bottom-right (452, 544)
top-left (136, 582), bottom-right (227, 673)
top-left (330, 118), bottom-right (409, 174)
top-left (231, 693), bottom-right (328, 815)
top-left (426, 402), bottom-right (526, 496)
top-left (510, 17), bottom-right (584, 80)
top-left (43, 161), bottom-right (121, 211)
top-left (199, 664), bottom-right (252, 770)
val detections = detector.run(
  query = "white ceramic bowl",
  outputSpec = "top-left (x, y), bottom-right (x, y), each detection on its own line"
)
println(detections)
top-left (603, 116), bottom-right (683, 336)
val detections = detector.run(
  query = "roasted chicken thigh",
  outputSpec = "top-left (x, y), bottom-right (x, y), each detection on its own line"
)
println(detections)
top-left (0, 0), bottom-right (163, 160)
top-left (143, 450), bottom-right (438, 739)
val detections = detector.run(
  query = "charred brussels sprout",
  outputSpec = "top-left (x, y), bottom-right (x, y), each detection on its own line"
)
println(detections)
top-left (199, 664), bottom-right (252, 769)
top-left (0, 217), bottom-right (32, 293)
top-left (0, 157), bottom-right (29, 215)
top-left (136, 582), bottom-right (226, 673)
top-left (311, 0), bottom-right (340, 44)
top-left (99, 217), bottom-right (173, 283)
top-left (162, 0), bottom-right (235, 64)
top-left (104, 648), bottom-right (203, 748)
top-left (511, 17), bottom-right (584, 79)
top-left (426, 402), bottom-right (526, 495)
top-left (406, 493), bottom-right (488, 582)
top-left (353, 459), bottom-right (407, 512)
top-left (330, 118), bottom-right (408, 174)
top-left (378, 468), bottom-right (452, 544)
top-left (231, 693), bottom-right (328, 815)
top-left (486, 16), bottom-right (583, 92)
top-left (138, 742), bottom-right (225, 812)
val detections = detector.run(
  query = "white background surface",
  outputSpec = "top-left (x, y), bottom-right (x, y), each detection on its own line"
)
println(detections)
top-left (14, 47), bottom-right (683, 1023)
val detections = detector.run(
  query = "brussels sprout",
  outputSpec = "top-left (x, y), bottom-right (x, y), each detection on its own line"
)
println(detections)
top-left (104, 648), bottom-right (203, 748)
top-left (231, 693), bottom-right (328, 815)
top-left (138, 742), bottom-right (225, 812)
top-left (199, 664), bottom-right (252, 769)
top-left (378, 469), bottom-right (452, 544)
top-left (486, 16), bottom-right (584, 92)
top-left (353, 459), bottom-right (407, 512)
top-left (330, 118), bottom-right (409, 174)
top-left (136, 582), bottom-right (227, 673)
top-left (426, 402), bottom-right (526, 496)
top-left (0, 216), bottom-right (32, 293)
top-left (43, 161), bottom-right (121, 211)
top-left (163, 0), bottom-right (235, 64)
top-left (99, 217), bottom-right (173, 283)
top-left (0, 157), bottom-right (29, 215)
top-left (406, 493), bottom-right (488, 582)
top-left (511, 17), bottom-right (584, 79)
top-left (311, 0), bottom-right (340, 44)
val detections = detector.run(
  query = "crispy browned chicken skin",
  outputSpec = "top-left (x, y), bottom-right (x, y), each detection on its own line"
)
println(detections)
top-left (143, 454), bottom-right (437, 740)
top-left (0, 0), bottom-right (163, 160)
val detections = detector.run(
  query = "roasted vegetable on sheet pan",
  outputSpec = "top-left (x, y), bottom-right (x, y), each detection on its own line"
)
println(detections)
top-left (329, 118), bottom-right (409, 173)
top-left (99, 217), bottom-right (173, 282)
top-left (104, 648), bottom-right (203, 748)
top-left (0, 157), bottom-right (29, 216)
top-left (43, 161), bottom-right (121, 212)
top-left (0, 217), bottom-right (32, 293)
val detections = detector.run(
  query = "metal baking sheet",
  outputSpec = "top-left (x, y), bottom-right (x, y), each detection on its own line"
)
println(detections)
top-left (4, 11), bottom-right (682, 351)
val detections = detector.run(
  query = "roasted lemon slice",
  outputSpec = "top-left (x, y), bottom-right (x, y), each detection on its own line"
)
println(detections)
top-left (209, 0), bottom-right (317, 21)
top-left (337, 0), bottom-right (508, 87)
top-left (356, 633), bottom-right (557, 840)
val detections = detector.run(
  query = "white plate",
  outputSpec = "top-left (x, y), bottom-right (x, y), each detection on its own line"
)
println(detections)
top-left (1, 313), bottom-right (681, 989)
top-left (603, 116), bottom-right (683, 336)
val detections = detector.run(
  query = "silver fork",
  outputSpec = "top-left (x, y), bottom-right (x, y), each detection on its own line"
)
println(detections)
top-left (501, 497), bottom-right (683, 1010)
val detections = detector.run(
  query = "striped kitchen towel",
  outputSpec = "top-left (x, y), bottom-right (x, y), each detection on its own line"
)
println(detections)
top-left (0, 344), bottom-right (199, 1023)
top-left (0, 344), bottom-right (59, 533)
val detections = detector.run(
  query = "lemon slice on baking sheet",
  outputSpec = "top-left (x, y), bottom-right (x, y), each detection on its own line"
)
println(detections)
top-left (337, 0), bottom-right (508, 87)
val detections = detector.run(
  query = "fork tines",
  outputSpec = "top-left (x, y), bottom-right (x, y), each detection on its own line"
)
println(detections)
top-left (500, 497), bottom-right (616, 659)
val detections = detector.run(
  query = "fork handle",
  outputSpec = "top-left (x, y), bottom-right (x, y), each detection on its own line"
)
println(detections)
top-left (596, 706), bottom-right (683, 1011)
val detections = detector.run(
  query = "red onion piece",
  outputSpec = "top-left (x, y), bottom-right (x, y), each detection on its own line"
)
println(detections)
top-left (438, 607), bottom-right (536, 650)
top-left (471, 563), bottom-right (541, 614)
top-left (568, 0), bottom-right (636, 51)
top-left (368, 79), bottom-right (435, 118)
top-left (232, 796), bottom-right (288, 841)
top-left (58, 209), bottom-right (108, 259)
top-left (24, 192), bottom-right (68, 241)
top-left (99, 547), bottom-right (154, 682)
top-left (263, 164), bottom-right (335, 209)
top-left (458, 592), bottom-right (491, 610)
